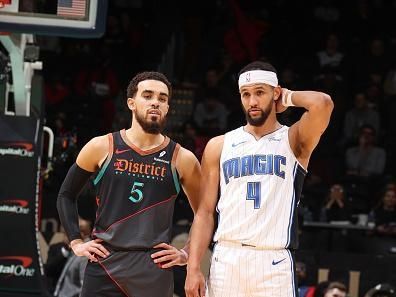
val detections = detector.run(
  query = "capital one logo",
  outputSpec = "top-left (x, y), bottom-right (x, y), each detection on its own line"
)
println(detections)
top-left (0, 256), bottom-right (35, 277)
top-left (0, 200), bottom-right (30, 214)
top-left (0, 142), bottom-right (34, 157)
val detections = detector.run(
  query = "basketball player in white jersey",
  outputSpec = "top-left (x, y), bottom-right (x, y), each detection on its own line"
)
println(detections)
top-left (184, 61), bottom-right (333, 297)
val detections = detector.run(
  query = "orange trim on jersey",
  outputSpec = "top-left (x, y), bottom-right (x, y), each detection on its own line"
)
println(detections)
top-left (93, 133), bottom-right (114, 186)
top-left (120, 129), bottom-right (170, 156)
top-left (97, 132), bottom-right (114, 168)
top-left (171, 143), bottom-right (180, 168)
top-left (108, 133), bottom-right (114, 156)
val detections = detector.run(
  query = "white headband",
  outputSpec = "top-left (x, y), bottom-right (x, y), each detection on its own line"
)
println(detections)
top-left (238, 70), bottom-right (278, 88)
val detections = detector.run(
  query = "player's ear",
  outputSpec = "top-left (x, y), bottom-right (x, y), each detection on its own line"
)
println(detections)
top-left (273, 86), bottom-right (282, 101)
top-left (127, 97), bottom-right (136, 111)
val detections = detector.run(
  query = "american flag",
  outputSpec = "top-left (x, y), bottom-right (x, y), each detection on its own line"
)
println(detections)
top-left (57, 0), bottom-right (86, 17)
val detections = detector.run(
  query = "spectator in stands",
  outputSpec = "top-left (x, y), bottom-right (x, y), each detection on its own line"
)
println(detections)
top-left (347, 1), bottom-right (377, 55)
top-left (53, 217), bottom-right (92, 297)
top-left (223, 0), bottom-right (269, 66)
top-left (385, 181), bottom-right (396, 192)
top-left (309, 281), bottom-right (330, 297)
top-left (296, 261), bottom-right (315, 297)
top-left (313, 0), bottom-right (340, 25)
top-left (364, 283), bottom-right (396, 297)
top-left (342, 92), bottom-right (380, 147)
top-left (314, 66), bottom-right (347, 150)
top-left (345, 124), bottom-right (386, 177)
top-left (369, 188), bottom-right (396, 237)
top-left (45, 226), bottom-right (70, 294)
top-left (365, 81), bottom-right (384, 111)
top-left (178, 121), bottom-right (210, 162)
top-left (383, 59), bottom-right (396, 101)
top-left (194, 67), bottom-right (235, 107)
top-left (322, 281), bottom-right (347, 297)
top-left (307, 280), bottom-right (347, 297)
top-left (315, 33), bottom-right (345, 81)
top-left (193, 89), bottom-right (229, 137)
top-left (44, 71), bottom-right (71, 117)
top-left (301, 172), bottom-right (328, 221)
top-left (74, 43), bottom-right (120, 135)
top-left (320, 183), bottom-right (353, 223)
top-left (382, 60), bottom-right (396, 171)
top-left (355, 38), bottom-right (389, 91)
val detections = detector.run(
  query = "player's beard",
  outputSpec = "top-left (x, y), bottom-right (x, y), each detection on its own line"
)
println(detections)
top-left (134, 111), bottom-right (166, 134)
top-left (243, 100), bottom-right (273, 126)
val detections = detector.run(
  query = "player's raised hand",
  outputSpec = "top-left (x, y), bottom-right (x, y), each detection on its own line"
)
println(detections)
top-left (151, 242), bottom-right (188, 268)
top-left (276, 87), bottom-right (292, 113)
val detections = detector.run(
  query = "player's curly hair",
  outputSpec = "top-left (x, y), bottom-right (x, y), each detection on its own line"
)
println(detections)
top-left (126, 71), bottom-right (172, 99)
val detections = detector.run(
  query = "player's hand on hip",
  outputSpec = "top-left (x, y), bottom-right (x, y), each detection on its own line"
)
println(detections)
top-left (151, 242), bottom-right (188, 268)
top-left (70, 238), bottom-right (110, 262)
top-left (185, 268), bottom-right (206, 297)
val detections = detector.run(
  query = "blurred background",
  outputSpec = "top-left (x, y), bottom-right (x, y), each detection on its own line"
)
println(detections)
top-left (1, 0), bottom-right (396, 296)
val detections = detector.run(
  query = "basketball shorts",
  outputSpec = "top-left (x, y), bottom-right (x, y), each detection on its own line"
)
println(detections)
top-left (206, 241), bottom-right (297, 297)
top-left (80, 248), bottom-right (173, 297)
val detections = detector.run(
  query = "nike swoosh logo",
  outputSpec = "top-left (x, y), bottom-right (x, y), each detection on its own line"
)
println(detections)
top-left (272, 258), bottom-right (286, 265)
top-left (232, 141), bottom-right (247, 147)
top-left (115, 148), bottom-right (131, 154)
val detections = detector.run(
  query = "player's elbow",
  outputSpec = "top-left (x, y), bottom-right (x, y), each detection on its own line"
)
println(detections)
top-left (322, 93), bottom-right (334, 107)
top-left (316, 93), bottom-right (334, 114)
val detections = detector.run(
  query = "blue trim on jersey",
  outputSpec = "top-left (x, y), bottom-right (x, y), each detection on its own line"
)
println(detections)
top-left (285, 162), bottom-right (298, 248)
top-left (286, 249), bottom-right (297, 297)
top-left (171, 166), bottom-right (180, 194)
top-left (93, 157), bottom-right (111, 186)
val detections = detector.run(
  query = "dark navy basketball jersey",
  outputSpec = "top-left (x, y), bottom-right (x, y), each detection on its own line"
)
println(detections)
top-left (91, 129), bottom-right (181, 249)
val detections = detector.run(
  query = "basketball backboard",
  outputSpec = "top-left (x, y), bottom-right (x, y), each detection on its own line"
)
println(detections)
top-left (0, 0), bottom-right (108, 38)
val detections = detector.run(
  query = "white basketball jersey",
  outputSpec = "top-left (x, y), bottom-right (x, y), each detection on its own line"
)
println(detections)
top-left (214, 126), bottom-right (306, 249)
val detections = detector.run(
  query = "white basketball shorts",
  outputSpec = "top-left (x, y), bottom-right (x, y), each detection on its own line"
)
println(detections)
top-left (206, 241), bottom-right (297, 297)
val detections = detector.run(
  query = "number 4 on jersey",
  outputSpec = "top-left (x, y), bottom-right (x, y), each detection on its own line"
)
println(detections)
top-left (246, 182), bottom-right (261, 209)
top-left (129, 181), bottom-right (144, 203)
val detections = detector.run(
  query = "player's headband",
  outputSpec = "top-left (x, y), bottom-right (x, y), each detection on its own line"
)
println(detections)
top-left (238, 70), bottom-right (278, 89)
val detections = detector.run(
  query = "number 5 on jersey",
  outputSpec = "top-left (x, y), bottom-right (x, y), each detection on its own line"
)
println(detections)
top-left (247, 182), bottom-right (261, 209)
top-left (129, 181), bottom-right (145, 203)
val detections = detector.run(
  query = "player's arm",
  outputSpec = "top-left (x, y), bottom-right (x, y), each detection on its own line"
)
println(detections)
top-left (176, 147), bottom-right (202, 215)
top-left (56, 135), bottom-right (110, 261)
top-left (151, 147), bottom-right (202, 267)
top-left (185, 135), bottom-right (224, 297)
top-left (176, 147), bottom-right (202, 254)
top-left (285, 89), bottom-right (334, 168)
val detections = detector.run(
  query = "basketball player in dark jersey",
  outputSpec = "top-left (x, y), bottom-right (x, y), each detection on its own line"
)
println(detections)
top-left (57, 71), bottom-right (201, 297)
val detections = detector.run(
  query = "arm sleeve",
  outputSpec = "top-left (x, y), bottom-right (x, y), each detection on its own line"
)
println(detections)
top-left (56, 163), bottom-right (93, 242)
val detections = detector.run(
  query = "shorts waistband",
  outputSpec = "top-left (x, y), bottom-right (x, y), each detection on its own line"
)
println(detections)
top-left (102, 242), bottom-right (156, 252)
top-left (216, 241), bottom-right (277, 250)
top-left (215, 240), bottom-right (292, 251)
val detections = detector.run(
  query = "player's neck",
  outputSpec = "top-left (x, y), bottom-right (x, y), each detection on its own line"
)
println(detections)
top-left (125, 126), bottom-right (165, 150)
top-left (244, 121), bottom-right (282, 140)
